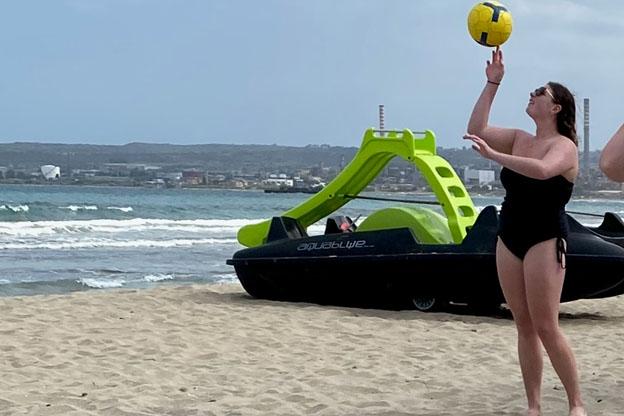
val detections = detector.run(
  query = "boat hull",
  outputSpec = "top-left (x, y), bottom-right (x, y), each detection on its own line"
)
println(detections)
top-left (228, 207), bottom-right (624, 310)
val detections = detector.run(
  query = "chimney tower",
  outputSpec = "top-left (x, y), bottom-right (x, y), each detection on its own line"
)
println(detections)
top-left (583, 98), bottom-right (590, 179)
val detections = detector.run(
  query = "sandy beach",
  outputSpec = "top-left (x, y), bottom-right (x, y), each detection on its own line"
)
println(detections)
top-left (1, 283), bottom-right (623, 416)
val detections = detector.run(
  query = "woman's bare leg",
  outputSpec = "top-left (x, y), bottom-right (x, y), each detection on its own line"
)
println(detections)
top-left (496, 239), bottom-right (542, 415)
top-left (524, 239), bottom-right (585, 415)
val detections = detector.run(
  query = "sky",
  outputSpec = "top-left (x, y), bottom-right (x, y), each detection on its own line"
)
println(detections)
top-left (0, 0), bottom-right (622, 149)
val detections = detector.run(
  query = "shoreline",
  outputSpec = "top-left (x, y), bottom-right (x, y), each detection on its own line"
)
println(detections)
top-left (2, 282), bottom-right (623, 415)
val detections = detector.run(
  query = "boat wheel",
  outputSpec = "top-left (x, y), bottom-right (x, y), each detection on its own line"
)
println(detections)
top-left (411, 296), bottom-right (437, 312)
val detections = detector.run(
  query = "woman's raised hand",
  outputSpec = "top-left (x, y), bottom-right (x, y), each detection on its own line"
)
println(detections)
top-left (464, 134), bottom-right (497, 160)
top-left (486, 46), bottom-right (504, 84)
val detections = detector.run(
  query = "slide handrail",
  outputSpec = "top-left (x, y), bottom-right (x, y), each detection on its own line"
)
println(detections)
top-left (238, 128), bottom-right (477, 247)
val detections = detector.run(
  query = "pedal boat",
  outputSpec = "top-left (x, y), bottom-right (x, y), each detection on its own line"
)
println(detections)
top-left (227, 129), bottom-right (624, 311)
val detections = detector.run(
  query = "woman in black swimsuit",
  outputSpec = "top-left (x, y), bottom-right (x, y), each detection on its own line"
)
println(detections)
top-left (464, 47), bottom-right (586, 416)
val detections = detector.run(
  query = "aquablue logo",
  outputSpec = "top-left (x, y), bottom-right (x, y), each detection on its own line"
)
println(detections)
top-left (296, 240), bottom-right (373, 251)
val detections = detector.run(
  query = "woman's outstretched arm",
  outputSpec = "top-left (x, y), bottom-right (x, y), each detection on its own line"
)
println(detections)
top-left (466, 47), bottom-right (519, 155)
top-left (599, 123), bottom-right (624, 182)
top-left (464, 134), bottom-right (577, 180)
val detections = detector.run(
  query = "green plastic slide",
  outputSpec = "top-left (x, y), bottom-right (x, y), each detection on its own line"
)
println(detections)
top-left (238, 128), bottom-right (477, 247)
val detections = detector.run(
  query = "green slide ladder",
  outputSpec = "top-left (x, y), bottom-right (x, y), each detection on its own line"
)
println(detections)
top-left (238, 128), bottom-right (477, 247)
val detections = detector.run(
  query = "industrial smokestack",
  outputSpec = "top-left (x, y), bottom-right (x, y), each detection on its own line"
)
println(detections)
top-left (583, 98), bottom-right (590, 179)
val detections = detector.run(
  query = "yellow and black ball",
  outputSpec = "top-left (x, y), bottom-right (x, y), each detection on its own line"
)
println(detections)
top-left (467, 2), bottom-right (513, 47)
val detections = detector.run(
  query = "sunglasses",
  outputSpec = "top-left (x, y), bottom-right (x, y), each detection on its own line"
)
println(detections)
top-left (531, 86), bottom-right (556, 101)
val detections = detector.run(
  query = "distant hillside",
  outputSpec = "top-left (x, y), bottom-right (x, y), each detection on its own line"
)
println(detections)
top-left (0, 141), bottom-right (602, 174)
top-left (0, 142), bottom-right (358, 173)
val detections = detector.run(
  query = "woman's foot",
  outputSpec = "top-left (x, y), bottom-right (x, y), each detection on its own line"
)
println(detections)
top-left (526, 408), bottom-right (540, 416)
top-left (569, 406), bottom-right (587, 416)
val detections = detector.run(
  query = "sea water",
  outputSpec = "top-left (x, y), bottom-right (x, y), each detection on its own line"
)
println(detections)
top-left (1, 184), bottom-right (622, 297)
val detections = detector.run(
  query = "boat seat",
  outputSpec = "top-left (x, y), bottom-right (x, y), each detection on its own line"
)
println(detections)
top-left (324, 215), bottom-right (357, 234)
top-left (460, 205), bottom-right (498, 251)
top-left (266, 216), bottom-right (308, 242)
top-left (356, 206), bottom-right (453, 244)
top-left (593, 212), bottom-right (624, 237)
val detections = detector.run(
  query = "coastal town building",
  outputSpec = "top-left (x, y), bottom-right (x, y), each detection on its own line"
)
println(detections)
top-left (463, 168), bottom-right (496, 186)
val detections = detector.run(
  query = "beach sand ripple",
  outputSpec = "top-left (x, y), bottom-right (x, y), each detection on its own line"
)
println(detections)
top-left (1, 284), bottom-right (623, 415)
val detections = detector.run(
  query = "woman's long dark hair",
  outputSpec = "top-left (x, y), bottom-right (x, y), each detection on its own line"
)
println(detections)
top-left (547, 82), bottom-right (578, 146)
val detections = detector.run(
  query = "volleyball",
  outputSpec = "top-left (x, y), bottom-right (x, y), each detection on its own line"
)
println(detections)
top-left (467, 2), bottom-right (513, 47)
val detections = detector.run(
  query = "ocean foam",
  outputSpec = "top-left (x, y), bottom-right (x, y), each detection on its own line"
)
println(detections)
top-left (212, 273), bottom-right (238, 283)
top-left (78, 278), bottom-right (125, 288)
top-left (0, 237), bottom-right (238, 250)
top-left (0, 204), bottom-right (30, 212)
top-left (144, 274), bottom-right (175, 282)
top-left (0, 218), bottom-right (260, 237)
top-left (107, 206), bottom-right (133, 212)
top-left (62, 205), bottom-right (98, 211)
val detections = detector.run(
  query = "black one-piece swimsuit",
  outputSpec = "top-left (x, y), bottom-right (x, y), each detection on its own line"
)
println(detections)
top-left (498, 167), bottom-right (574, 264)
